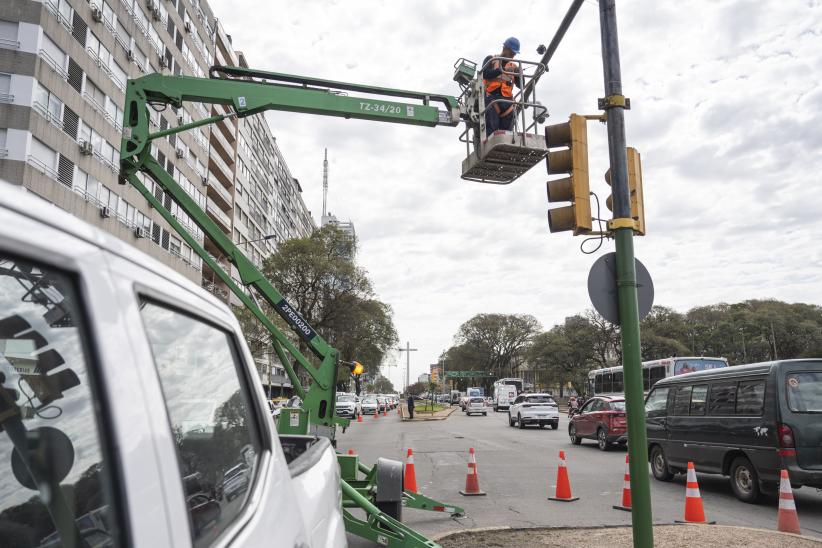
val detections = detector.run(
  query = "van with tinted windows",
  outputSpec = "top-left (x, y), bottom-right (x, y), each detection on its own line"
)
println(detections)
top-left (644, 359), bottom-right (822, 503)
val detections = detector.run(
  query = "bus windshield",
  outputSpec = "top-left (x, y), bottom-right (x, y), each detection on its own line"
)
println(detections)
top-left (674, 359), bottom-right (727, 375)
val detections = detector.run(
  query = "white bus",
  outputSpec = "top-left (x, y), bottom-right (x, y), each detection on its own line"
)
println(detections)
top-left (587, 356), bottom-right (729, 396)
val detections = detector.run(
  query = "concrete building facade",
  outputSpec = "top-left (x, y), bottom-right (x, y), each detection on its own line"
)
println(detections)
top-left (0, 0), bottom-right (316, 393)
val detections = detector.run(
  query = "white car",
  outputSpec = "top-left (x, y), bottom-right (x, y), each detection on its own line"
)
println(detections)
top-left (508, 393), bottom-right (560, 429)
top-left (334, 394), bottom-right (361, 418)
top-left (0, 185), bottom-right (346, 548)
top-left (464, 397), bottom-right (487, 416)
top-left (361, 396), bottom-right (380, 415)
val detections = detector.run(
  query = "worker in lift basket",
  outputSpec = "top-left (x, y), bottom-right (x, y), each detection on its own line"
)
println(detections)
top-left (483, 37), bottom-right (523, 136)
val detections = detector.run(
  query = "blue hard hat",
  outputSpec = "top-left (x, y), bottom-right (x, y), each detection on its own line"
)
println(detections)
top-left (503, 37), bottom-right (521, 54)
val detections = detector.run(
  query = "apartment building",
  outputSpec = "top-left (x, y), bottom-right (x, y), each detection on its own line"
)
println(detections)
top-left (0, 0), bottom-right (315, 295)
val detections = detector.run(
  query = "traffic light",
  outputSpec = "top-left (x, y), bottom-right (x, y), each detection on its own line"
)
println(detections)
top-left (545, 114), bottom-right (592, 234)
top-left (348, 361), bottom-right (364, 376)
top-left (604, 147), bottom-right (645, 235)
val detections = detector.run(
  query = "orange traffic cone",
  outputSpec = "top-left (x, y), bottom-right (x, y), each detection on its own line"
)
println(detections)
top-left (678, 461), bottom-right (713, 523)
top-left (374, 409), bottom-right (379, 419)
top-left (548, 450), bottom-right (579, 502)
top-left (613, 454), bottom-right (631, 511)
top-left (404, 448), bottom-right (418, 493)
top-left (397, 407), bottom-right (402, 416)
top-left (383, 409), bottom-right (387, 417)
top-left (357, 413), bottom-right (363, 423)
top-left (777, 469), bottom-right (801, 534)
top-left (459, 448), bottom-right (486, 496)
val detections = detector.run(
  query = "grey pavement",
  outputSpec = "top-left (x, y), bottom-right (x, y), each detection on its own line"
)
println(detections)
top-left (340, 406), bottom-right (822, 546)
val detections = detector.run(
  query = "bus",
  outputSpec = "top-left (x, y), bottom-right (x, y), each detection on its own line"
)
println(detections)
top-left (587, 356), bottom-right (729, 396)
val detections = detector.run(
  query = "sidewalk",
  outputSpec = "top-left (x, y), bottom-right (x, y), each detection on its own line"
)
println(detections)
top-left (400, 403), bottom-right (458, 422)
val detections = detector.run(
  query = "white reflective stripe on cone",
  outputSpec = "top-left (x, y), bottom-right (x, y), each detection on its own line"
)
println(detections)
top-left (685, 488), bottom-right (701, 498)
top-left (779, 497), bottom-right (797, 511)
top-left (687, 468), bottom-right (698, 482)
top-left (623, 480), bottom-right (631, 490)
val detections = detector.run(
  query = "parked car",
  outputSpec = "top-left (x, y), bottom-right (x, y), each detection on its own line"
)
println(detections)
top-left (221, 463), bottom-right (251, 501)
top-left (361, 396), bottom-right (380, 415)
top-left (0, 186), bottom-right (346, 547)
top-left (464, 397), bottom-right (487, 416)
top-left (568, 395), bottom-right (626, 448)
top-left (335, 393), bottom-right (361, 418)
top-left (645, 360), bottom-right (822, 503)
top-left (509, 393), bottom-right (560, 429)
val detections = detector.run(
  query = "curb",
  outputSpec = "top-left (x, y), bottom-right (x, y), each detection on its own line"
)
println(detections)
top-left (401, 406), bottom-right (457, 422)
top-left (430, 523), bottom-right (822, 544)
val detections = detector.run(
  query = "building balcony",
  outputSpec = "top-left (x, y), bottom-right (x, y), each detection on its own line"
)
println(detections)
top-left (206, 175), bottom-right (233, 212)
top-left (208, 151), bottom-right (234, 188)
top-left (206, 197), bottom-right (231, 233)
top-left (209, 122), bottom-right (235, 164)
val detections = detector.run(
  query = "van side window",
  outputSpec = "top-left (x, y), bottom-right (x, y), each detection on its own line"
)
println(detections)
top-left (708, 382), bottom-right (737, 415)
top-left (645, 387), bottom-right (669, 417)
top-left (0, 255), bottom-right (119, 548)
top-left (690, 385), bottom-right (708, 415)
top-left (140, 301), bottom-right (261, 547)
top-left (736, 380), bottom-right (765, 416)
top-left (786, 372), bottom-right (822, 412)
top-left (671, 385), bottom-right (692, 416)
top-left (649, 366), bottom-right (666, 389)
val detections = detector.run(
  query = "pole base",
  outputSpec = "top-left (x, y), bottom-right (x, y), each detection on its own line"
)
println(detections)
top-left (459, 491), bottom-right (486, 496)
top-left (548, 496), bottom-right (579, 502)
top-left (674, 520), bottom-right (716, 525)
top-left (613, 504), bottom-right (631, 512)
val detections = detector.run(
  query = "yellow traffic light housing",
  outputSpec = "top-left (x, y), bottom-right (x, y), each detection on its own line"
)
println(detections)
top-left (545, 114), bottom-right (592, 234)
top-left (350, 361), bottom-right (364, 376)
top-left (605, 147), bottom-right (645, 235)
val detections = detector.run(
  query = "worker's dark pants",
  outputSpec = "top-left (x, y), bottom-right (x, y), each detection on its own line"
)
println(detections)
top-left (408, 407), bottom-right (414, 419)
top-left (485, 95), bottom-right (515, 136)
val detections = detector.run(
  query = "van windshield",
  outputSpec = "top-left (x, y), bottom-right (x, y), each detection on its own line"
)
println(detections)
top-left (786, 372), bottom-right (822, 413)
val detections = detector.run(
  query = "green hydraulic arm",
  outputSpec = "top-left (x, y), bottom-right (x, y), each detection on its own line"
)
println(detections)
top-left (119, 65), bottom-right (463, 547)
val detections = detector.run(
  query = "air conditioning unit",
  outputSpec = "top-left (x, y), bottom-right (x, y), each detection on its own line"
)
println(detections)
top-left (177, 114), bottom-right (184, 125)
top-left (175, 148), bottom-right (185, 159)
top-left (100, 206), bottom-right (112, 218)
top-left (134, 226), bottom-right (149, 238)
top-left (79, 140), bottom-right (93, 155)
top-left (184, 21), bottom-right (192, 33)
top-left (91, 7), bottom-right (103, 22)
top-left (151, 7), bottom-right (161, 20)
top-left (158, 55), bottom-right (168, 69)
top-left (200, 175), bottom-right (208, 185)
top-left (126, 49), bottom-right (134, 61)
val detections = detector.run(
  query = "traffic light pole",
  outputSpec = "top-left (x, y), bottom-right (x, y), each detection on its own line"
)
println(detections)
top-left (598, 1), bottom-right (654, 547)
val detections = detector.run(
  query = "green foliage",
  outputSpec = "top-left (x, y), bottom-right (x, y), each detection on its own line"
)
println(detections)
top-left (449, 313), bottom-right (541, 375)
top-left (406, 381), bottom-right (427, 396)
top-left (233, 225), bottom-right (397, 381)
top-left (370, 376), bottom-right (395, 394)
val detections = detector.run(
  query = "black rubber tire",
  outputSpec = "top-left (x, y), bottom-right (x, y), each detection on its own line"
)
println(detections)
top-left (650, 445), bottom-right (674, 481)
top-left (729, 456), bottom-right (762, 503)
top-left (539, 423), bottom-right (545, 428)
top-left (376, 499), bottom-right (402, 522)
top-left (569, 424), bottom-right (582, 445)
top-left (483, 412), bottom-right (487, 416)
top-left (518, 414), bottom-right (525, 429)
top-left (508, 413), bottom-right (515, 427)
top-left (597, 428), bottom-right (610, 451)
top-left (551, 423), bottom-right (559, 430)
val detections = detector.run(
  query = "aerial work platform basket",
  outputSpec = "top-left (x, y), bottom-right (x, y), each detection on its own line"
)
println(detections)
top-left (454, 56), bottom-right (549, 184)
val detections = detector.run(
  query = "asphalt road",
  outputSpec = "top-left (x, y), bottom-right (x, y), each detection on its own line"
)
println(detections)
top-left (340, 406), bottom-right (822, 546)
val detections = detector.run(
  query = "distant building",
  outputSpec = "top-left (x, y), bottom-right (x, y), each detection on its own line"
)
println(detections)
top-left (417, 373), bottom-right (430, 384)
top-left (430, 363), bottom-right (442, 384)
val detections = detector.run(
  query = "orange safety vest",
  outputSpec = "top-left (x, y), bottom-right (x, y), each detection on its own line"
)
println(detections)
top-left (483, 59), bottom-right (518, 98)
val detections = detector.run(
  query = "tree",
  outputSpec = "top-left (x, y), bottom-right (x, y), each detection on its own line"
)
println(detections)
top-left (234, 225), bottom-right (397, 383)
top-left (454, 313), bottom-right (541, 377)
top-left (527, 315), bottom-right (599, 394)
top-left (371, 376), bottom-right (395, 394)
top-left (406, 381), bottom-right (427, 396)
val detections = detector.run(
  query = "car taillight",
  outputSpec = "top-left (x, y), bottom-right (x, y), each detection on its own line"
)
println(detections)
top-left (777, 423), bottom-right (795, 450)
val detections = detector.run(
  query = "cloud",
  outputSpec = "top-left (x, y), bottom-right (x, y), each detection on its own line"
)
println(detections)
top-left (207, 0), bottom-right (822, 388)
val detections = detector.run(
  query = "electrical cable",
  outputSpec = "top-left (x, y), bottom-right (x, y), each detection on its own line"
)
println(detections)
top-left (17, 378), bottom-right (63, 420)
top-left (580, 192), bottom-right (606, 255)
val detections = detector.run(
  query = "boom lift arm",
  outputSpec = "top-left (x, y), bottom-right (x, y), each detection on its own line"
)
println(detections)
top-left (119, 66), bottom-right (467, 547)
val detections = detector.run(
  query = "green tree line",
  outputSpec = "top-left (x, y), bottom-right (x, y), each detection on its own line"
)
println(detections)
top-left (441, 300), bottom-right (822, 395)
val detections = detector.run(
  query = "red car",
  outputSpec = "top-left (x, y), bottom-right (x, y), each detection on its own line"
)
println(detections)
top-left (568, 395), bottom-right (627, 451)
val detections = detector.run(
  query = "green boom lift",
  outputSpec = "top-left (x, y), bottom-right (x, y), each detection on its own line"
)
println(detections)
top-left (120, 62), bottom-right (547, 546)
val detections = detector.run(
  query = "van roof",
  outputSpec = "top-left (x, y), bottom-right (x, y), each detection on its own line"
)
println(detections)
top-left (654, 359), bottom-right (822, 386)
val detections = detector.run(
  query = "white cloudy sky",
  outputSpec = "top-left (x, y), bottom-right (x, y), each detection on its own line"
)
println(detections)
top-left (208, 0), bottom-right (822, 389)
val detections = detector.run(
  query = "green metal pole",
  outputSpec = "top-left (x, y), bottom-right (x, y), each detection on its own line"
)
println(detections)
top-left (598, 1), bottom-right (653, 547)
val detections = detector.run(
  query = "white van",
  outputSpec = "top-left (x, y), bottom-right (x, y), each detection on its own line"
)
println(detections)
top-left (0, 185), bottom-right (345, 547)
top-left (493, 384), bottom-right (518, 412)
